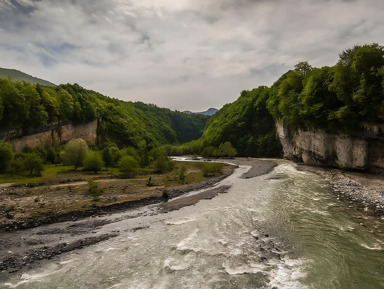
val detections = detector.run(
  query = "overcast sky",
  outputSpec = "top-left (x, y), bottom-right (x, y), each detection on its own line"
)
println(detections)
top-left (1, 0), bottom-right (383, 111)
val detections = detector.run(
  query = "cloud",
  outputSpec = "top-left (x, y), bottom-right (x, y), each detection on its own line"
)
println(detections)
top-left (0, 0), bottom-right (383, 111)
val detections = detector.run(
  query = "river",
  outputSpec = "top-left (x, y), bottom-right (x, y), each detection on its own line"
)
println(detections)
top-left (1, 161), bottom-right (384, 288)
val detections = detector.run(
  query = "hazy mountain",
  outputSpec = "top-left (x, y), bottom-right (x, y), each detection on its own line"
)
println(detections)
top-left (183, 108), bottom-right (218, 116)
top-left (198, 108), bottom-right (218, 116)
top-left (0, 67), bottom-right (55, 86)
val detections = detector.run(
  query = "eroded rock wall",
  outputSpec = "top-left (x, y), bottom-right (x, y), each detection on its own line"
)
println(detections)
top-left (276, 121), bottom-right (384, 172)
top-left (1, 119), bottom-right (98, 152)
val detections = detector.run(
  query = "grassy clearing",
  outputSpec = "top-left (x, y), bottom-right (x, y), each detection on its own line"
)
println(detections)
top-left (0, 161), bottom-right (237, 228)
top-left (0, 165), bottom-right (121, 185)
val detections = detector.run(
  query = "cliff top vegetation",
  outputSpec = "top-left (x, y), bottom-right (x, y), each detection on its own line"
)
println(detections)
top-left (0, 80), bottom-right (209, 150)
top-left (267, 43), bottom-right (384, 134)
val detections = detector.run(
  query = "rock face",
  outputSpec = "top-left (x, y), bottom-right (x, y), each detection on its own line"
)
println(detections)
top-left (1, 119), bottom-right (98, 152)
top-left (276, 121), bottom-right (384, 172)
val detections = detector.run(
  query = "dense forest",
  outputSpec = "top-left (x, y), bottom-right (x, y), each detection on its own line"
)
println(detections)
top-left (1, 43), bottom-right (383, 159)
top-left (198, 43), bottom-right (384, 156)
top-left (267, 43), bottom-right (384, 134)
top-left (200, 86), bottom-right (282, 157)
top-left (0, 81), bottom-right (209, 149)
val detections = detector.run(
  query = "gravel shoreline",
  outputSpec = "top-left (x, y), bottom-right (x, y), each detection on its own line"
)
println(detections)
top-left (0, 168), bottom-right (235, 275)
top-left (220, 157), bottom-right (277, 178)
top-left (0, 158), bottom-right (278, 276)
top-left (2, 158), bottom-right (383, 277)
top-left (0, 172), bottom-right (234, 234)
top-left (298, 164), bottom-right (384, 217)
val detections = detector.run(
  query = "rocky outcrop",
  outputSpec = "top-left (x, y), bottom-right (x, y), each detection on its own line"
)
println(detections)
top-left (1, 119), bottom-right (98, 152)
top-left (276, 121), bottom-right (384, 172)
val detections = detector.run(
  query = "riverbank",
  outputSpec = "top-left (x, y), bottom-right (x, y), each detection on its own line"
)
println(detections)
top-left (298, 164), bottom-right (384, 217)
top-left (0, 158), bottom-right (277, 275)
top-left (0, 162), bottom-right (235, 232)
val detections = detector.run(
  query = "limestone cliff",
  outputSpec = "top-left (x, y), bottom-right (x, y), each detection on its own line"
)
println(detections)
top-left (276, 121), bottom-right (384, 172)
top-left (1, 119), bottom-right (98, 152)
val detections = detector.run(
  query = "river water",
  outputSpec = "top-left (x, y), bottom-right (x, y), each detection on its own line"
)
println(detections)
top-left (1, 161), bottom-right (384, 288)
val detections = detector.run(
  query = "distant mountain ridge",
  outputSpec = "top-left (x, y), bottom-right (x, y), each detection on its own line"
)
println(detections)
top-left (183, 108), bottom-right (218, 116)
top-left (0, 67), bottom-right (55, 86)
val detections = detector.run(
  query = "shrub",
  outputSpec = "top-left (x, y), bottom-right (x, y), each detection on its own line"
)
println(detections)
top-left (33, 146), bottom-right (47, 162)
top-left (178, 164), bottom-right (187, 183)
top-left (201, 146), bottom-right (218, 158)
top-left (84, 151), bottom-right (104, 174)
top-left (87, 178), bottom-right (103, 201)
top-left (0, 141), bottom-right (13, 173)
top-left (218, 142), bottom-right (237, 158)
top-left (10, 155), bottom-right (24, 174)
top-left (102, 147), bottom-right (113, 169)
top-left (23, 153), bottom-right (44, 176)
top-left (154, 156), bottom-right (174, 173)
top-left (200, 162), bottom-right (224, 177)
top-left (60, 138), bottom-right (88, 170)
top-left (110, 146), bottom-right (121, 167)
top-left (46, 146), bottom-right (58, 164)
top-left (118, 155), bottom-right (139, 177)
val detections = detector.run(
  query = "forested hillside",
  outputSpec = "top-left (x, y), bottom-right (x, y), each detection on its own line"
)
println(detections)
top-left (201, 87), bottom-right (282, 157)
top-left (0, 80), bottom-right (209, 149)
top-left (267, 43), bottom-right (384, 134)
top-left (1, 43), bottom-right (382, 158)
top-left (198, 43), bottom-right (384, 157)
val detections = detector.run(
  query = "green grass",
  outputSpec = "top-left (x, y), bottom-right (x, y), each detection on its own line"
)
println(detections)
top-left (0, 165), bottom-right (120, 185)
top-left (0, 165), bottom-right (72, 185)
top-left (161, 161), bottom-right (232, 187)
top-left (0, 161), bottom-right (234, 186)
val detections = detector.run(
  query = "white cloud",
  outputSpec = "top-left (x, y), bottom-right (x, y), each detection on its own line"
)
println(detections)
top-left (0, 0), bottom-right (14, 10)
top-left (0, 0), bottom-right (383, 111)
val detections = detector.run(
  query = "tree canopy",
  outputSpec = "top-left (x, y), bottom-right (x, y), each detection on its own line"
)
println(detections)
top-left (0, 81), bottom-right (209, 150)
top-left (201, 86), bottom-right (283, 157)
top-left (267, 43), bottom-right (384, 135)
top-left (60, 138), bottom-right (89, 170)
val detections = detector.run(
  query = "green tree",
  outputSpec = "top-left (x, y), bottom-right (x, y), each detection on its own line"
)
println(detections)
top-left (60, 138), bottom-right (88, 170)
top-left (0, 141), bottom-right (13, 173)
top-left (102, 147), bottom-right (113, 169)
top-left (200, 163), bottom-right (224, 177)
top-left (0, 79), bottom-right (27, 126)
top-left (39, 88), bottom-right (59, 122)
top-left (218, 142), bottom-right (237, 158)
top-left (57, 88), bottom-right (74, 120)
top-left (10, 154), bottom-right (24, 173)
top-left (178, 164), bottom-right (187, 184)
top-left (46, 146), bottom-right (58, 164)
top-left (154, 156), bottom-right (174, 173)
top-left (32, 146), bottom-right (47, 162)
top-left (84, 151), bottom-right (104, 173)
top-left (294, 61), bottom-right (313, 78)
top-left (138, 140), bottom-right (149, 167)
top-left (202, 146), bottom-right (218, 158)
top-left (17, 81), bottom-right (48, 126)
top-left (110, 146), bottom-right (121, 167)
top-left (23, 153), bottom-right (44, 176)
top-left (118, 155), bottom-right (139, 177)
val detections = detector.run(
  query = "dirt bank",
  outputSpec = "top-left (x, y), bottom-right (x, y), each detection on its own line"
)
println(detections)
top-left (0, 164), bottom-right (235, 232)
top-left (0, 158), bottom-right (276, 276)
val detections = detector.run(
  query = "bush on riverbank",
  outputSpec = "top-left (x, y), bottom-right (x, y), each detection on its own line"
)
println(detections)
top-left (199, 163), bottom-right (225, 177)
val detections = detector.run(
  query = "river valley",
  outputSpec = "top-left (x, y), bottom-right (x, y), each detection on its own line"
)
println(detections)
top-left (1, 160), bottom-right (383, 289)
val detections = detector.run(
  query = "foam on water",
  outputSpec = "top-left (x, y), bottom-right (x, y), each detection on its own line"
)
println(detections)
top-left (268, 258), bottom-right (309, 289)
top-left (2, 160), bottom-right (384, 289)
